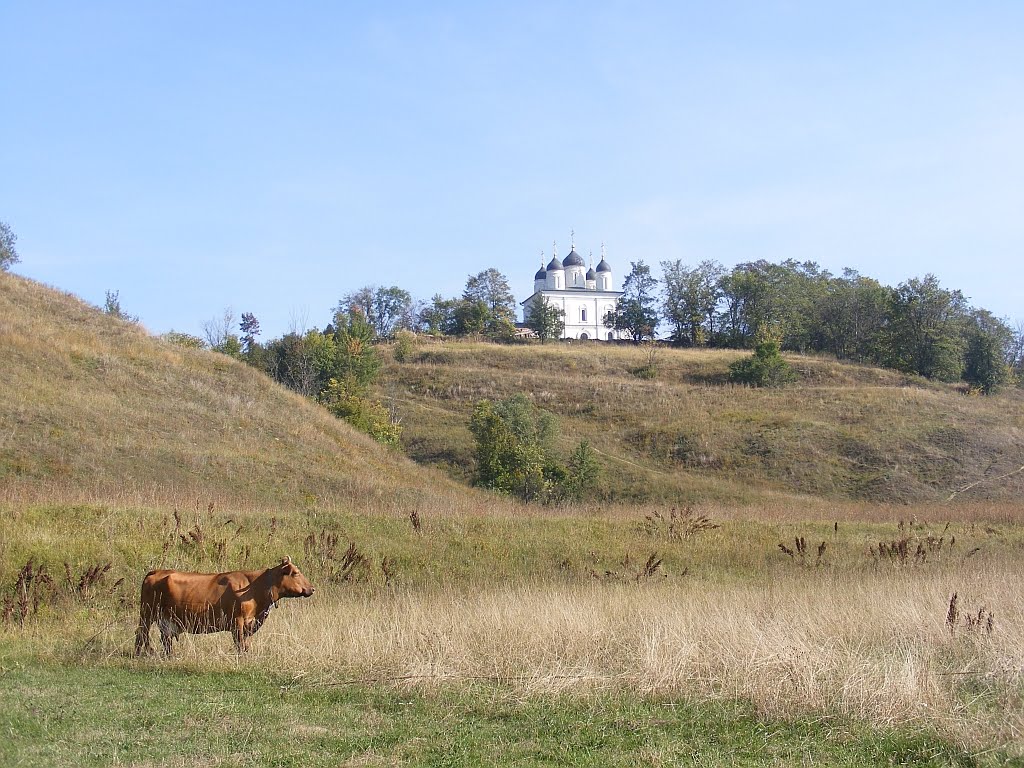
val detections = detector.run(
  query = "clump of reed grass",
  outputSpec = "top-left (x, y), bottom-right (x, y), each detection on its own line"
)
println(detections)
top-left (3, 558), bottom-right (125, 625)
top-left (589, 551), bottom-right (672, 583)
top-left (2, 559), bottom-right (54, 625)
top-left (946, 592), bottom-right (996, 636)
top-left (870, 521), bottom-right (959, 567)
top-left (65, 561), bottom-right (114, 598)
top-left (161, 500), bottom-right (243, 567)
top-left (641, 506), bottom-right (719, 541)
top-left (303, 530), bottom-right (372, 583)
top-left (778, 536), bottom-right (827, 566)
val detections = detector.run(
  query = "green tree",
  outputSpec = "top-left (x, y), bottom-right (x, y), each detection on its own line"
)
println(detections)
top-left (330, 308), bottom-right (382, 396)
top-left (0, 220), bottom-right (19, 271)
top-left (962, 309), bottom-right (1013, 394)
top-left (239, 312), bottom-right (261, 354)
top-left (525, 296), bottom-right (565, 342)
top-left (263, 330), bottom-right (331, 396)
top-left (717, 260), bottom-right (831, 351)
top-left (817, 269), bottom-right (888, 361)
top-left (463, 268), bottom-right (516, 335)
top-left (447, 298), bottom-right (490, 336)
top-left (605, 261), bottom-right (659, 342)
top-left (561, 440), bottom-right (601, 501)
top-left (339, 286), bottom-right (413, 340)
top-left (661, 259), bottom-right (724, 346)
top-left (418, 295), bottom-right (458, 335)
top-left (882, 275), bottom-right (967, 381)
top-left (1009, 321), bottom-right (1024, 386)
top-left (469, 394), bottom-right (558, 501)
top-left (728, 334), bottom-right (797, 387)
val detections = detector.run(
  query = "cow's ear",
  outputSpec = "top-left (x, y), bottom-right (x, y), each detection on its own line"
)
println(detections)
top-left (282, 555), bottom-right (292, 566)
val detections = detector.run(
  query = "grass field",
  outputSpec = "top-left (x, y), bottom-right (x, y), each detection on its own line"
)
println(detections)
top-left (2, 499), bottom-right (1022, 765)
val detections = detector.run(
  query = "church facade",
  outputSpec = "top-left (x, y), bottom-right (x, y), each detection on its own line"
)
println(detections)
top-left (520, 244), bottom-right (625, 340)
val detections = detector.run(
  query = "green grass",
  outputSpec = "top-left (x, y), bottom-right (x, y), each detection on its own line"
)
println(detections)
top-left (1, 660), bottom-right (985, 767)
top-left (4, 501), bottom-right (1022, 599)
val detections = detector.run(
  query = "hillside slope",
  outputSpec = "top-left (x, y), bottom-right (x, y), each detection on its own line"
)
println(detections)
top-left (377, 340), bottom-right (1024, 504)
top-left (0, 273), bottom-right (474, 512)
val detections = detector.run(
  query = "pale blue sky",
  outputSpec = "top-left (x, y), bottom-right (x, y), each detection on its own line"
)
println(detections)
top-left (2, 1), bottom-right (1021, 337)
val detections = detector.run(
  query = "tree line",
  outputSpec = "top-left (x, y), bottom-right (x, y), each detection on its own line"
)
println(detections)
top-left (608, 258), bottom-right (1022, 393)
top-left (162, 258), bottom-right (1020, 395)
top-left (3, 217), bottom-right (1020, 391)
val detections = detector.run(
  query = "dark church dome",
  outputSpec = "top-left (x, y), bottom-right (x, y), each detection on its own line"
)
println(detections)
top-left (563, 249), bottom-right (585, 267)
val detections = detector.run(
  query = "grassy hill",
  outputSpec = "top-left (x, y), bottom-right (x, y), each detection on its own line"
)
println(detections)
top-left (5, 270), bottom-right (1021, 511)
top-left (0, 272), bottom-right (476, 514)
top-left (378, 338), bottom-right (1024, 505)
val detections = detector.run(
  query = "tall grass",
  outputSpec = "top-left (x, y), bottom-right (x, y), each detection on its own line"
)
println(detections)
top-left (4, 499), bottom-right (1020, 753)
top-left (60, 568), bottom-right (1021, 753)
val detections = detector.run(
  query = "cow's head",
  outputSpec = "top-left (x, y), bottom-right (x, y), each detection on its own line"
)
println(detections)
top-left (277, 556), bottom-right (315, 598)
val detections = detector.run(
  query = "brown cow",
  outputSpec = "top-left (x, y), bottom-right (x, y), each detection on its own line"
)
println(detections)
top-left (135, 556), bottom-right (314, 655)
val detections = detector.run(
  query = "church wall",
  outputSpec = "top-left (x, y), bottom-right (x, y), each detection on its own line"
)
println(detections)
top-left (524, 291), bottom-right (624, 341)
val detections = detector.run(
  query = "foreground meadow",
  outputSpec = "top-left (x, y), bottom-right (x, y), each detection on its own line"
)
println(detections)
top-left (2, 499), bottom-right (1022, 766)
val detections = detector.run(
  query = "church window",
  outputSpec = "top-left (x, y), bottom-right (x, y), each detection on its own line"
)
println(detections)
top-left (581, 307), bottom-right (587, 322)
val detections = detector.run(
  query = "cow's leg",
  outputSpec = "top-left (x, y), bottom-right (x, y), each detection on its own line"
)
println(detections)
top-left (232, 618), bottom-right (252, 653)
top-left (134, 607), bottom-right (154, 656)
top-left (158, 619), bottom-right (177, 656)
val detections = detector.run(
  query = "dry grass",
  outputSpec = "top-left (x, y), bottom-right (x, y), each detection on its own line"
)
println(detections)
top-left (380, 338), bottom-right (1024, 504)
top-left (0, 272), bottom-right (484, 512)
top-left (63, 567), bottom-right (1020, 753)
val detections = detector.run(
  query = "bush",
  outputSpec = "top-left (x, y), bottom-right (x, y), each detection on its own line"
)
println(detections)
top-left (469, 397), bottom-right (602, 503)
top-left (319, 379), bottom-right (402, 446)
top-left (728, 339), bottom-right (796, 387)
top-left (393, 330), bottom-right (416, 363)
top-left (469, 395), bottom-right (559, 501)
top-left (161, 331), bottom-right (206, 349)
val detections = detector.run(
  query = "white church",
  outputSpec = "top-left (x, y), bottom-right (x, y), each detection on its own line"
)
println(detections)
top-left (520, 241), bottom-right (626, 340)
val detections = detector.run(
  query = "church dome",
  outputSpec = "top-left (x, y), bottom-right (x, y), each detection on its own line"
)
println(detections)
top-left (534, 265), bottom-right (548, 280)
top-left (596, 258), bottom-right (612, 273)
top-left (586, 267), bottom-right (596, 280)
top-left (563, 249), bottom-right (585, 267)
top-left (547, 256), bottom-right (564, 271)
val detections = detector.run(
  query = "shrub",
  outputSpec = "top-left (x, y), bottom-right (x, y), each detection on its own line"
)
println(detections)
top-left (319, 378), bottom-right (402, 446)
top-left (561, 440), bottom-right (601, 501)
top-left (161, 331), bottom-right (206, 349)
top-left (393, 330), bottom-right (416, 363)
top-left (728, 339), bottom-right (796, 387)
top-left (469, 394), bottom-right (559, 501)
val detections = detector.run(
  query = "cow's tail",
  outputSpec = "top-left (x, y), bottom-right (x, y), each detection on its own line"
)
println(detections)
top-left (134, 571), bottom-right (158, 656)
